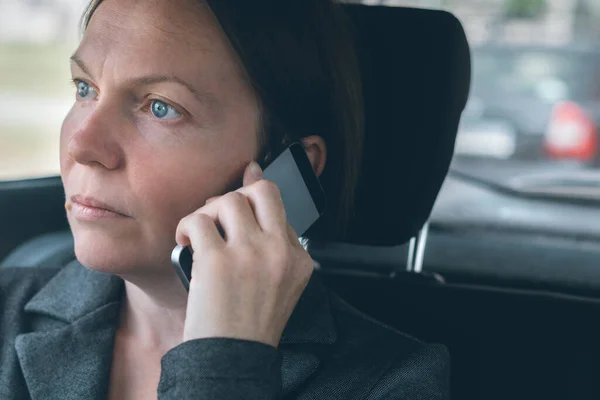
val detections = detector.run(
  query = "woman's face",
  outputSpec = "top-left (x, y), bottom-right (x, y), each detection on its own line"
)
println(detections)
top-left (61, 0), bottom-right (261, 275)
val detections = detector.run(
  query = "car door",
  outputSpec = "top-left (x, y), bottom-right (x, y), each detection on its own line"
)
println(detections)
top-left (0, 177), bottom-right (68, 261)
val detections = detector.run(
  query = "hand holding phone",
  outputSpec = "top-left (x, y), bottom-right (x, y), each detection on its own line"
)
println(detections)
top-left (172, 142), bottom-right (326, 291)
top-left (172, 143), bottom-right (326, 347)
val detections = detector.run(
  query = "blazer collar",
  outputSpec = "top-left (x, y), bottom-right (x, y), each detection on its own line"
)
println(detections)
top-left (16, 261), bottom-right (123, 400)
top-left (16, 261), bottom-right (337, 399)
top-left (23, 260), bottom-right (124, 323)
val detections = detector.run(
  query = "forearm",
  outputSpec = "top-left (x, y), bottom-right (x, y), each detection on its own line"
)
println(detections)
top-left (158, 338), bottom-right (282, 400)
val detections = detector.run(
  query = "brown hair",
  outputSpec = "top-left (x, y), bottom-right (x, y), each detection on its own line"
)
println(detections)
top-left (81, 0), bottom-right (364, 242)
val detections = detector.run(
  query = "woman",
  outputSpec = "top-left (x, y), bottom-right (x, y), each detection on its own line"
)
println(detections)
top-left (0, 0), bottom-right (449, 398)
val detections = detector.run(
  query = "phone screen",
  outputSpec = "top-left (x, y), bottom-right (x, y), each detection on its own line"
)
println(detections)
top-left (262, 143), bottom-right (326, 236)
top-left (171, 142), bottom-right (326, 291)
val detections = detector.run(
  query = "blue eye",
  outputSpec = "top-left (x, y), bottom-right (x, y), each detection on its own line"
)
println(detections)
top-left (76, 81), bottom-right (96, 100)
top-left (150, 100), bottom-right (181, 119)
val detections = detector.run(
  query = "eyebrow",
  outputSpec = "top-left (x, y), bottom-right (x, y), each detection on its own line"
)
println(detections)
top-left (69, 54), bottom-right (218, 106)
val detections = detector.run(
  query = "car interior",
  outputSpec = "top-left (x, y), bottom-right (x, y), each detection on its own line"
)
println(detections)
top-left (2, 3), bottom-right (600, 400)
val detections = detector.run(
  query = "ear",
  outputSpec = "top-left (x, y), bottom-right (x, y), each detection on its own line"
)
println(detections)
top-left (301, 136), bottom-right (327, 177)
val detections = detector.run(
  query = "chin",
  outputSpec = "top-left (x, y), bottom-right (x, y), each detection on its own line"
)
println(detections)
top-left (74, 234), bottom-right (135, 275)
top-left (72, 227), bottom-right (163, 276)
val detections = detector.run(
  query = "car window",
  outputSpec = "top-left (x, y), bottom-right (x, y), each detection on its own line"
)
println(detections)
top-left (0, 1), bottom-right (88, 181)
top-left (472, 49), bottom-right (595, 103)
top-left (376, 0), bottom-right (600, 192)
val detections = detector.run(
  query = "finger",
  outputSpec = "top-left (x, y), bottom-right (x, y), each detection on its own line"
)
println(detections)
top-left (243, 161), bottom-right (264, 187)
top-left (193, 192), bottom-right (259, 241)
top-left (287, 223), bottom-right (300, 245)
top-left (176, 212), bottom-right (224, 251)
top-left (242, 180), bottom-right (288, 236)
top-left (205, 196), bottom-right (220, 205)
top-left (198, 179), bottom-right (287, 237)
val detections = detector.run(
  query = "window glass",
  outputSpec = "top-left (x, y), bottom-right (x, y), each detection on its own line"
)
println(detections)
top-left (355, 0), bottom-right (600, 192)
top-left (0, 0), bottom-right (88, 181)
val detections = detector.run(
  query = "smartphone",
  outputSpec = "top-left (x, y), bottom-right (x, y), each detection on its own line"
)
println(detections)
top-left (171, 142), bottom-right (327, 291)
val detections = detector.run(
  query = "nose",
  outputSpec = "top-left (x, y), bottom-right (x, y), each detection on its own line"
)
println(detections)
top-left (67, 104), bottom-right (124, 170)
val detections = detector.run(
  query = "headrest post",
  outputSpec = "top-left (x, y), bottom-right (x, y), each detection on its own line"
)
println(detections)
top-left (413, 222), bottom-right (429, 273)
top-left (398, 221), bottom-right (429, 275)
top-left (406, 237), bottom-right (417, 273)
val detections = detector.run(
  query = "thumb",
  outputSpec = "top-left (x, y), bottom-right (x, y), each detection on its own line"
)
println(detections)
top-left (243, 161), bottom-right (264, 186)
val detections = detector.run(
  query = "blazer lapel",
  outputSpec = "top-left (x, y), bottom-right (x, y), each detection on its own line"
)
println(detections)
top-left (15, 262), bottom-right (123, 400)
top-left (15, 305), bottom-right (120, 400)
top-left (281, 351), bottom-right (320, 395)
top-left (279, 271), bottom-right (338, 396)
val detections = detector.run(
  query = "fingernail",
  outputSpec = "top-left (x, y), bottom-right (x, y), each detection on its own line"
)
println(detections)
top-left (249, 161), bottom-right (263, 179)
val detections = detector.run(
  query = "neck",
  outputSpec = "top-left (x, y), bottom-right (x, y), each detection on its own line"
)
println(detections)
top-left (118, 269), bottom-right (188, 353)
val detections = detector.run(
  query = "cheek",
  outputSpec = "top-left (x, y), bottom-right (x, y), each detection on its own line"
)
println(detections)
top-left (59, 105), bottom-right (86, 171)
top-left (59, 108), bottom-right (77, 184)
top-left (59, 108), bottom-right (75, 158)
top-left (132, 148), bottom-right (230, 221)
top-left (129, 137), bottom-right (254, 236)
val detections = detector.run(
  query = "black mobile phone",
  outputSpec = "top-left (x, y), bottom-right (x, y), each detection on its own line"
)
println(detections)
top-left (171, 142), bottom-right (327, 291)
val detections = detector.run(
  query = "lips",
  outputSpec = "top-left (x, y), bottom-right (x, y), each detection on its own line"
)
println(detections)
top-left (70, 194), bottom-right (129, 217)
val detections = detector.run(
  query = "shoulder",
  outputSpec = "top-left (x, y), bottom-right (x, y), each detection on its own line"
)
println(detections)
top-left (329, 291), bottom-right (443, 353)
top-left (326, 292), bottom-right (449, 399)
top-left (0, 267), bottom-right (62, 303)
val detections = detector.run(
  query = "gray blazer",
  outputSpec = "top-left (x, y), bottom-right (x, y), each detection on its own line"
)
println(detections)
top-left (0, 261), bottom-right (449, 399)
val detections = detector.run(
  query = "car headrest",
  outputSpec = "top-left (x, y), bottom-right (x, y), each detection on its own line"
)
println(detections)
top-left (335, 4), bottom-right (471, 246)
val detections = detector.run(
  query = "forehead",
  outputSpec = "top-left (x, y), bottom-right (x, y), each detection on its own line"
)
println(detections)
top-left (78, 0), bottom-right (240, 82)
